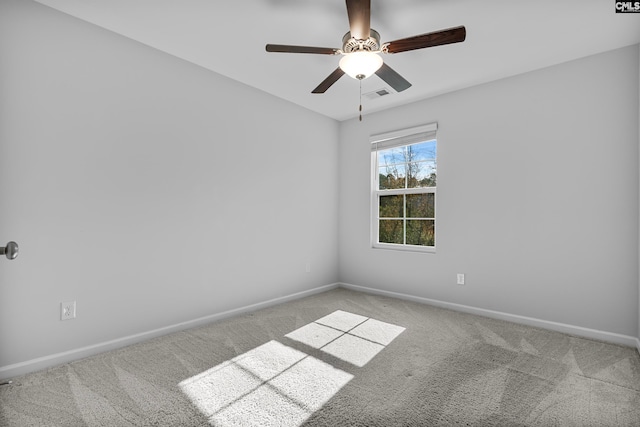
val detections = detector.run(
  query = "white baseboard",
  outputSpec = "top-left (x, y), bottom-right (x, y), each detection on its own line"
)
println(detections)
top-left (0, 283), bottom-right (340, 381)
top-left (339, 283), bottom-right (639, 349)
top-left (2, 282), bottom-right (637, 380)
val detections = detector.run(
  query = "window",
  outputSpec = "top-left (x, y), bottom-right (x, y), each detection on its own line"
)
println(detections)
top-left (371, 123), bottom-right (437, 252)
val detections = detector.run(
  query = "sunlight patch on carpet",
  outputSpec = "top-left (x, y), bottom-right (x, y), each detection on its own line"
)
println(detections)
top-left (286, 310), bottom-right (406, 367)
top-left (285, 322), bottom-right (343, 349)
top-left (322, 333), bottom-right (384, 367)
top-left (179, 311), bottom-right (405, 426)
top-left (315, 310), bottom-right (368, 331)
top-left (179, 341), bottom-right (353, 427)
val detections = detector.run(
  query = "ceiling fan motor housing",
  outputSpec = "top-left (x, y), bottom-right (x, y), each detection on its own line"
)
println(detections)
top-left (342, 29), bottom-right (381, 52)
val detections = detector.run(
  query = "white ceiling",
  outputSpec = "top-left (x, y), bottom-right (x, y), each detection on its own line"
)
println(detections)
top-left (34, 0), bottom-right (640, 121)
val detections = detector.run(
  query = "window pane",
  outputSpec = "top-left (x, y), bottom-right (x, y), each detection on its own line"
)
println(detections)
top-left (406, 220), bottom-right (435, 246)
top-left (378, 164), bottom-right (406, 189)
top-left (379, 220), bottom-right (404, 244)
top-left (408, 140), bottom-right (436, 161)
top-left (406, 194), bottom-right (435, 218)
top-left (378, 147), bottom-right (405, 167)
top-left (379, 195), bottom-right (404, 218)
top-left (407, 160), bottom-right (436, 188)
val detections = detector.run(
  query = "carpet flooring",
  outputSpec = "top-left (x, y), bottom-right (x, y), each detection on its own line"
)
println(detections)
top-left (1, 288), bottom-right (639, 426)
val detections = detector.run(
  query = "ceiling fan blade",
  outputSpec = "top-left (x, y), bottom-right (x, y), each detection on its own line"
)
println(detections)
top-left (384, 26), bottom-right (466, 54)
top-left (312, 68), bottom-right (345, 94)
top-left (375, 63), bottom-right (411, 92)
top-left (346, 0), bottom-right (370, 40)
top-left (266, 44), bottom-right (340, 55)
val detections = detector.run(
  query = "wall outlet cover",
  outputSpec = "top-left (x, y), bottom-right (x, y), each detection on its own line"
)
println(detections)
top-left (61, 301), bottom-right (76, 320)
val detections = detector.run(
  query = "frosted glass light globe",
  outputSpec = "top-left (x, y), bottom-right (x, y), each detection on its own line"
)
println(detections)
top-left (339, 51), bottom-right (383, 80)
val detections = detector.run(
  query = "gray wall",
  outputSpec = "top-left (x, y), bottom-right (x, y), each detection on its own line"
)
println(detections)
top-left (0, 0), bottom-right (339, 368)
top-left (339, 45), bottom-right (640, 337)
top-left (1, 0), bottom-right (638, 374)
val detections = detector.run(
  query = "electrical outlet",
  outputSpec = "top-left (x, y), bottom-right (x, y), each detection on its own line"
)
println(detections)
top-left (61, 301), bottom-right (76, 320)
top-left (457, 274), bottom-right (465, 285)
top-left (305, 261), bottom-right (311, 273)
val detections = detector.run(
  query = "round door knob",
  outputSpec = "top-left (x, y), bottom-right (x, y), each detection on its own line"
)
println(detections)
top-left (1, 241), bottom-right (19, 260)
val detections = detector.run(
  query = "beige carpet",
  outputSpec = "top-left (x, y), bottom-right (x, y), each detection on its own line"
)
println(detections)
top-left (1, 288), bottom-right (639, 426)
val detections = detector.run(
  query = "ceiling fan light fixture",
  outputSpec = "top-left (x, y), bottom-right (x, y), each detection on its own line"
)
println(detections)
top-left (339, 51), bottom-right (383, 80)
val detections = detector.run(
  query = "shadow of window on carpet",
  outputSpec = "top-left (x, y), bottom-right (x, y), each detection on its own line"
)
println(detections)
top-left (179, 311), bottom-right (405, 426)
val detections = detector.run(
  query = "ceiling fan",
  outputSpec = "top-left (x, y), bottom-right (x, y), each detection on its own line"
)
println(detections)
top-left (265, 0), bottom-right (466, 94)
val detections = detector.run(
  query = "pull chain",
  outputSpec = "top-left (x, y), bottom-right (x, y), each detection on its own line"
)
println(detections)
top-left (359, 77), bottom-right (363, 122)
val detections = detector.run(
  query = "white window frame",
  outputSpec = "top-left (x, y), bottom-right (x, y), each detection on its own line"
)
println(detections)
top-left (371, 123), bottom-right (437, 253)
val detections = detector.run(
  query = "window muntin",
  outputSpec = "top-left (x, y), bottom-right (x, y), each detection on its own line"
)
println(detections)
top-left (372, 135), bottom-right (436, 252)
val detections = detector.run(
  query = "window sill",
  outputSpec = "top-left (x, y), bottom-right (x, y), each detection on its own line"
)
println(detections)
top-left (372, 243), bottom-right (436, 254)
